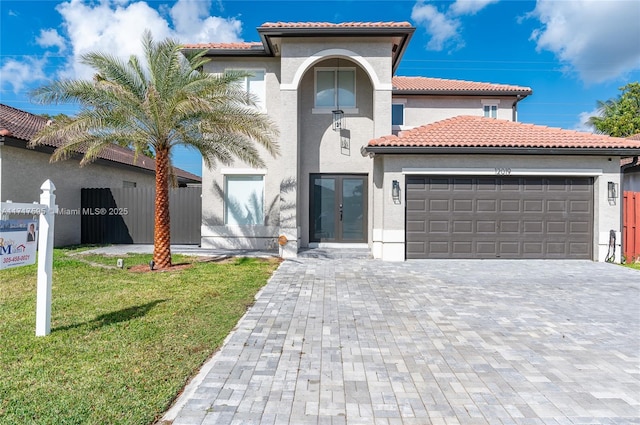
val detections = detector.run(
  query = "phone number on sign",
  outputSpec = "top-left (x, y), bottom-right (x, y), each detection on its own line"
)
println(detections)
top-left (3, 255), bottom-right (30, 264)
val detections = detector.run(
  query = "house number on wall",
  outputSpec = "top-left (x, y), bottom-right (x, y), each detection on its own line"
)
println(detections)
top-left (495, 167), bottom-right (512, 175)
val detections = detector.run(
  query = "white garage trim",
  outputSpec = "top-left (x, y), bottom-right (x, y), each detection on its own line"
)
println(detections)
top-left (402, 168), bottom-right (603, 176)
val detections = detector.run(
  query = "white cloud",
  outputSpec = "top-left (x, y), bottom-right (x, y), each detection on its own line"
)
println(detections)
top-left (52, 0), bottom-right (244, 80)
top-left (36, 29), bottom-right (67, 52)
top-left (529, 0), bottom-right (640, 83)
top-left (411, 2), bottom-right (462, 51)
top-left (450, 0), bottom-right (500, 16)
top-left (0, 56), bottom-right (48, 94)
top-left (170, 0), bottom-right (243, 43)
top-left (411, 0), bottom-right (499, 51)
top-left (574, 108), bottom-right (600, 133)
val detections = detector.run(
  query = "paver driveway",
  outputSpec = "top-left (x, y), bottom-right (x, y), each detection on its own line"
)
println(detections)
top-left (163, 259), bottom-right (640, 425)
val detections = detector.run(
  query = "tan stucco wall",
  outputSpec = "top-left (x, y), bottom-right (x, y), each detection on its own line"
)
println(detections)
top-left (375, 154), bottom-right (622, 262)
top-left (394, 95), bottom-right (516, 128)
top-left (1, 145), bottom-right (156, 246)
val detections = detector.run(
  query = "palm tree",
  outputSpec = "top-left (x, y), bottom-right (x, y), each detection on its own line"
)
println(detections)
top-left (30, 30), bottom-right (279, 269)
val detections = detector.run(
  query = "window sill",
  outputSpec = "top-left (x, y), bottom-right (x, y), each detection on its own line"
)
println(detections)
top-left (312, 107), bottom-right (359, 115)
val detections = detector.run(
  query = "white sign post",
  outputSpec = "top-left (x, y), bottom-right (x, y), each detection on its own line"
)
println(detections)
top-left (0, 180), bottom-right (57, 336)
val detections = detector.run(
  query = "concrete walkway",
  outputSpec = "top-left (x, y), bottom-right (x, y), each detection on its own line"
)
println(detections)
top-left (160, 258), bottom-right (640, 425)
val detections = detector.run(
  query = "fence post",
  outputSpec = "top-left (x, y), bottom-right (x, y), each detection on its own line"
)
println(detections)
top-left (35, 180), bottom-right (57, 337)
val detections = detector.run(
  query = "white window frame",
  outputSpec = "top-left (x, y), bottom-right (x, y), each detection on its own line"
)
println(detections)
top-left (392, 98), bottom-right (407, 129)
top-left (482, 99), bottom-right (500, 119)
top-left (312, 67), bottom-right (358, 114)
top-left (223, 170), bottom-right (266, 226)
top-left (226, 69), bottom-right (267, 113)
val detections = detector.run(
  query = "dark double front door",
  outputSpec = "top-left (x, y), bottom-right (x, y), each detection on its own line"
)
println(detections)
top-left (310, 174), bottom-right (367, 243)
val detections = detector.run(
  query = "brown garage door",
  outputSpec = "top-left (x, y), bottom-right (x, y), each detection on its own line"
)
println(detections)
top-left (406, 176), bottom-right (593, 259)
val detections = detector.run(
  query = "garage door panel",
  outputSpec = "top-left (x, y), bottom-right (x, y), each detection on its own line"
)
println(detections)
top-left (546, 221), bottom-right (567, 234)
top-left (523, 221), bottom-right (543, 234)
top-left (570, 242), bottom-right (590, 255)
top-left (499, 241), bottom-right (520, 256)
top-left (524, 178), bottom-right (544, 190)
top-left (500, 221), bottom-right (520, 233)
top-left (477, 199), bottom-right (497, 212)
top-left (476, 241), bottom-right (497, 254)
top-left (429, 179), bottom-right (450, 190)
top-left (569, 200), bottom-right (591, 213)
top-left (570, 221), bottom-right (590, 234)
top-left (547, 200), bottom-right (567, 212)
top-left (453, 178), bottom-right (473, 190)
top-left (477, 179), bottom-right (499, 190)
top-left (429, 220), bottom-right (448, 232)
top-left (451, 241), bottom-right (472, 253)
top-left (429, 241), bottom-right (450, 254)
top-left (452, 220), bottom-right (472, 233)
top-left (500, 199), bottom-right (520, 212)
top-left (453, 199), bottom-right (473, 211)
top-left (429, 199), bottom-right (449, 212)
top-left (406, 220), bottom-right (426, 233)
top-left (405, 176), bottom-right (593, 259)
top-left (524, 200), bottom-right (543, 212)
top-left (523, 242), bottom-right (543, 255)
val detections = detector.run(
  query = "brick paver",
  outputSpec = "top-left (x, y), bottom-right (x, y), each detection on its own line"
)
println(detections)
top-left (163, 259), bottom-right (640, 425)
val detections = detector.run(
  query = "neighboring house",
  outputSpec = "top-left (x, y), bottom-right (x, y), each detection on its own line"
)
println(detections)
top-left (187, 21), bottom-right (640, 261)
top-left (0, 103), bottom-right (201, 246)
top-left (622, 134), bottom-right (640, 192)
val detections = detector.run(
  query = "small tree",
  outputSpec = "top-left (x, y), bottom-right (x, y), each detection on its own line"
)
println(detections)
top-left (588, 82), bottom-right (640, 137)
top-left (30, 30), bottom-right (279, 268)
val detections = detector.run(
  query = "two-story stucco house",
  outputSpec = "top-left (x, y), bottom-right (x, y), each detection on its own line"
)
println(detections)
top-left (188, 21), bottom-right (640, 261)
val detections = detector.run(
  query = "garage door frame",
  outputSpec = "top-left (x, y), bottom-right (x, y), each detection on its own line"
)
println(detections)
top-left (405, 172), bottom-right (595, 259)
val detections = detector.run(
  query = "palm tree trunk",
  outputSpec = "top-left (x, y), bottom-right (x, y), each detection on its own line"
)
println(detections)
top-left (153, 146), bottom-right (172, 269)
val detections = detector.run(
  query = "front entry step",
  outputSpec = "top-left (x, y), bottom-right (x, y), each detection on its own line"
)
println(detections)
top-left (298, 248), bottom-right (372, 259)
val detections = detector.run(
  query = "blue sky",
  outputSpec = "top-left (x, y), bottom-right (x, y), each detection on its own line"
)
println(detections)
top-left (1, 0), bottom-right (639, 177)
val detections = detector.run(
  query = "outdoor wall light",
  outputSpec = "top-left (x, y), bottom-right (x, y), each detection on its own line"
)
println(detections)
top-left (608, 181), bottom-right (618, 201)
top-left (332, 109), bottom-right (344, 131)
top-left (392, 180), bottom-right (401, 204)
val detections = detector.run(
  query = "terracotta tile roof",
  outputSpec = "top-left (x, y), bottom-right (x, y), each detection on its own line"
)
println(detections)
top-left (628, 133), bottom-right (640, 140)
top-left (368, 115), bottom-right (640, 151)
top-left (0, 103), bottom-right (201, 183)
top-left (182, 42), bottom-right (263, 50)
top-left (393, 76), bottom-right (532, 94)
top-left (260, 21), bottom-right (413, 29)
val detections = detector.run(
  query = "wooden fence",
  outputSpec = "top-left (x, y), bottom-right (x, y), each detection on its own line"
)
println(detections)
top-left (623, 191), bottom-right (640, 263)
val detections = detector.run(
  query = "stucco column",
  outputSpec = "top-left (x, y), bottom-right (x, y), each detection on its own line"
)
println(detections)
top-left (278, 88), bottom-right (299, 258)
top-left (371, 88), bottom-right (405, 260)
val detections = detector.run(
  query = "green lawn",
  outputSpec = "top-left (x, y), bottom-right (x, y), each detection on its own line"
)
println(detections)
top-left (0, 249), bottom-right (280, 425)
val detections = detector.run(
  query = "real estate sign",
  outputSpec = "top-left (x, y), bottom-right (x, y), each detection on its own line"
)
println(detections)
top-left (0, 220), bottom-right (38, 270)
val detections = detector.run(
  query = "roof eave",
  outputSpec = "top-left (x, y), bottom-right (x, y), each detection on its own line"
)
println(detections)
top-left (392, 89), bottom-right (533, 97)
top-left (257, 26), bottom-right (415, 72)
top-left (364, 146), bottom-right (640, 156)
top-left (183, 47), bottom-right (271, 57)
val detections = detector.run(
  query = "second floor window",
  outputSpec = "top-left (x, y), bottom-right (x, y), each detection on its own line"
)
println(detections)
top-left (392, 103), bottom-right (405, 126)
top-left (315, 68), bottom-right (356, 109)
top-left (483, 103), bottom-right (498, 119)
top-left (228, 69), bottom-right (266, 112)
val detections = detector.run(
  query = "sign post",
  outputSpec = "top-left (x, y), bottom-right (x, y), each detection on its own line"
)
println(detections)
top-left (36, 180), bottom-right (56, 336)
top-left (0, 180), bottom-right (57, 336)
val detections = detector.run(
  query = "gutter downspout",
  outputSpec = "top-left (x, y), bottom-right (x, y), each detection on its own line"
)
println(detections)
top-left (512, 95), bottom-right (524, 122)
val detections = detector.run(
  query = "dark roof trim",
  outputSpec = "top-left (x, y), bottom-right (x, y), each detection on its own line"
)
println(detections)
top-left (365, 146), bottom-right (640, 156)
